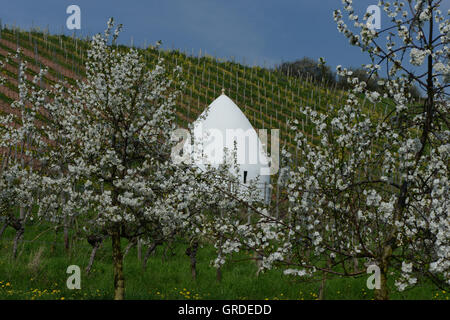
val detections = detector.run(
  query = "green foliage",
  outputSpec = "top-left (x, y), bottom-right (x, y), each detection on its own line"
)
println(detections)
top-left (277, 57), bottom-right (336, 85)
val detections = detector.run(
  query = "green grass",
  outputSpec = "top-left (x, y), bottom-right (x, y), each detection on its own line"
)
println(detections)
top-left (0, 223), bottom-right (447, 300)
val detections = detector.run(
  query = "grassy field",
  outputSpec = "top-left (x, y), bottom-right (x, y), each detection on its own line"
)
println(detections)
top-left (0, 223), bottom-right (447, 300)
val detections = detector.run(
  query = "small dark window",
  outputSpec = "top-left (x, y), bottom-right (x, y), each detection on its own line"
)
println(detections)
top-left (243, 171), bottom-right (248, 184)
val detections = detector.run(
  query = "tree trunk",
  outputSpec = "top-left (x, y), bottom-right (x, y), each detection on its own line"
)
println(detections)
top-left (353, 258), bottom-right (359, 273)
top-left (318, 272), bottom-right (327, 300)
top-left (51, 228), bottom-right (59, 254)
top-left (112, 231), bottom-right (125, 300)
top-left (0, 222), bottom-right (7, 239)
top-left (123, 238), bottom-right (136, 259)
top-left (255, 252), bottom-right (263, 277)
top-left (12, 227), bottom-right (24, 259)
top-left (63, 214), bottom-right (70, 252)
top-left (374, 245), bottom-right (392, 300)
top-left (216, 267), bottom-right (222, 282)
top-left (142, 241), bottom-right (160, 270)
top-left (10, 216), bottom-right (24, 259)
top-left (86, 242), bottom-right (100, 274)
top-left (12, 206), bottom-right (26, 258)
top-left (374, 269), bottom-right (389, 300)
top-left (137, 237), bottom-right (142, 261)
top-left (185, 242), bottom-right (199, 280)
top-left (318, 258), bottom-right (331, 300)
top-left (20, 206), bottom-right (25, 220)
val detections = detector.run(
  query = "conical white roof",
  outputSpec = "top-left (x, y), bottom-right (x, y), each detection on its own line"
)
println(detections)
top-left (187, 93), bottom-right (271, 202)
top-left (195, 93), bottom-right (254, 137)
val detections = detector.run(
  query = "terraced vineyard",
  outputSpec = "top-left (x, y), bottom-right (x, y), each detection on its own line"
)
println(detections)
top-left (0, 25), bottom-right (388, 152)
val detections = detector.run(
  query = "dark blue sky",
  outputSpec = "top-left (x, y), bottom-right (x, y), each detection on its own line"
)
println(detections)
top-left (2, 0), bottom-right (448, 70)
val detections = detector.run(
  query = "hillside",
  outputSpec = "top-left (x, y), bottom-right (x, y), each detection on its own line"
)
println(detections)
top-left (0, 25), bottom-right (384, 152)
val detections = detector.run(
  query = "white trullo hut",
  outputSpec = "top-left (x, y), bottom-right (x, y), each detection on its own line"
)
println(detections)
top-left (186, 89), bottom-right (271, 203)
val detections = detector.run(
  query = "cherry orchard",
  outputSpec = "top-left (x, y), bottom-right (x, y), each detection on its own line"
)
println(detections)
top-left (331, 0), bottom-right (449, 297)
top-left (0, 49), bottom-right (49, 258)
top-left (0, 18), bottom-right (262, 299)
top-left (38, 19), bottom-right (257, 299)
top-left (0, 3), bottom-right (447, 301)
top-left (211, 0), bottom-right (448, 300)
top-left (40, 19), bottom-right (211, 300)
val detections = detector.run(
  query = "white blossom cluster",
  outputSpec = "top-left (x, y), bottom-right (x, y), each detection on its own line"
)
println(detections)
top-left (211, 1), bottom-right (449, 296)
top-left (0, 22), bottom-right (265, 289)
